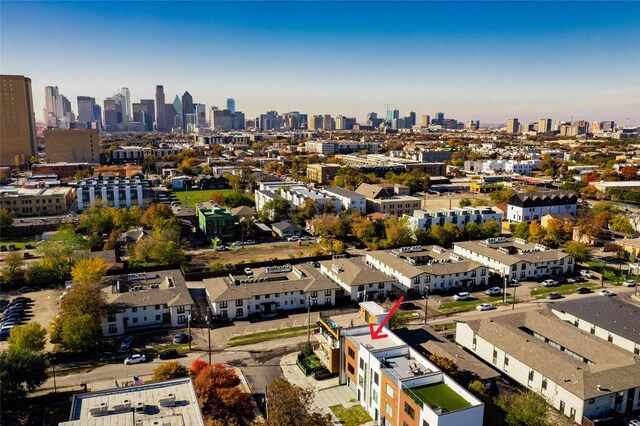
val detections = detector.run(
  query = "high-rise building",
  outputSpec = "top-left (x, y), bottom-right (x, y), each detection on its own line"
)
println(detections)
top-left (387, 108), bottom-right (399, 123)
top-left (103, 97), bottom-right (123, 132)
top-left (155, 85), bottom-right (166, 131)
top-left (406, 111), bottom-right (416, 127)
top-left (120, 87), bottom-right (131, 122)
top-left (181, 91), bottom-right (193, 131)
top-left (507, 118), bottom-right (519, 134)
top-left (308, 115), bottom-right (323, 130)
top-left (172, 95), bottom-right (182, 129)
top-left (259, 111), bottom-right (282, 131)
top-left (420, 114), bottom-right (430, 127)
top-left (44, 86), bottom-right (74, 128)
top-left (601, 121), bottom-right (615, 132)
top-left (322, 114), bottom-right (334, 130)
top-left (92, 105), bottom-right (102, 130)
top-left (194, 103), bottom-right (207, 127)
top-left (132, 99), bottom-right (155, 131)
top-left (0, 75), bottom-right (37, 167)
top-left (44, 129), bottom-right (99, 163)
top-left (226, 98), bottom-right (235, 113)
top-left (538, 118), bottom-right (552, 134)
top-left (77, 96), bottom-right (96, 125)
top-left (466, 120), bottom-right (480, 130)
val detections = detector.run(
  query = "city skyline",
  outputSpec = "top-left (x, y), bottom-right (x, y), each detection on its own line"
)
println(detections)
top-left (1, 1), bottom-right (639, 124)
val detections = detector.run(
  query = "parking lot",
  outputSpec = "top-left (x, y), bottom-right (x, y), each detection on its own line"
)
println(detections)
top-left (0, 288), bottom-right (61, 350)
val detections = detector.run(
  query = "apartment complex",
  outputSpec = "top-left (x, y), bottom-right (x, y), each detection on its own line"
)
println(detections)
top-left (453, 237), bottom-right (574, 280)
top-left (405, 207), bottom-right (502, 232)
top-left (339, 154), bottom-right (446, 177)
top-left (320, 186), bottom-right (366, 213)
top-left (32, 162), bottom-right (92, 178)
top-left (507, 191), bottom-right (577, 223)
top-left (0, 75), bottom-right (37, 167)
top-left (306, 163), bottom-right (341, 184)
top-left (355, 183), bottom-right (421, 216)
top-left (341, 325), bottom-right (484, 426)
top-left (195, 202), bottom-right (235, 240)
top-left (101, 270), bottom-right (195, 337)
top-left (456, 309), bottom-right (640, 424)
top-left (44, 129), bottom-right (100, 164)
top-left (319, 257), bottom-right (395, 302)
top-left (305, 140), bottom-right (380, 155)
top-left (203, 264), bottom-right (339, 320)
top-left (75, 176), bottom-right (153, 211)
top-left (365, 245), bottom-right (489, 294)
top-left (0, 186), bottom-right (75, 217)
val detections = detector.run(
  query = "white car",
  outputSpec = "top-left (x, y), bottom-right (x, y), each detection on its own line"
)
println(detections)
top-left (452, 292), bottom-right (470, 301)
top-left (485, 287), bottom-right (501, 296)
top-left (579, 270), bottom-right (592, 278)
top-left (244, 268), bottom-right (253, 276)
top-left (599, 289), bottom-right (615, 297)
top-left (476, 303), bottom-right (493, 311)
top-left (287, 236), bottom-right (300, 242)
top-left (124, 354), bottom-right (146, 365)
top-left (623, 280), bottom-right (636, 287)
top-left (542, 279), bottom-right (557, 287)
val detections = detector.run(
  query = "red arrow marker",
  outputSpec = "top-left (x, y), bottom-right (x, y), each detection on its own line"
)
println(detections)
top-left (369, 296), bottom-right (405, 340)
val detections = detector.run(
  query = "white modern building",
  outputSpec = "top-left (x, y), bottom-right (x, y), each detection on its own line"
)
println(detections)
top-left (342, 324), bottom-right (484, 426)
top-left (365, 245), bottom-right (489, 294)
top-left (456, 309), bottom-right (640, 425)
top-left (74, 176), bottom-right (153, 211)
top-left (203, 264), bottom-right (339, 320)
top-left (321, 186), bottom-right (367, 213)
top-left (320, 257), bottom-right (395, 302)
top-left (506, 191), bottom-right (578, 223)
top-left (453, 237), bottom-right (574, 280)
top-left (280, 186), bottom-right (342, 214)
top-left (405, 207), bottom-right (502, 232)
top-left (101, 270), bottom-right (195, 337)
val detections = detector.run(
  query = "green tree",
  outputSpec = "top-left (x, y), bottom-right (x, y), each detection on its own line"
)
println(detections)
top-left (7, 323), bottom-right (47, 353)
top-left (489, 188), bottom-right (515, 204)
top-left (71, 257), bottom-right (107, 286)
top-left (224, 191), bottom-right (255, 208)
top-left (512, 222), bottom-right (530, 240)
top-left (1, 252), bottom-right (24, 283)
top-left (25, 262), bottom-right (62, 285)
top-left (495, 391), bottom-right (551, 426)
top-left (564, 241), bottom-right (590, 262)
top-left (0, 208), bottom-right (14, 229)
top-left (467, 380), bottom-right (489, 401)
top-left (464, 222), bottom-right (483, 240)
top-left (260, 199), bottom-right (290, 223)
top-left (609, 214), bottom-right (634, 234)
top-left (459, 198), bottom-right (472, 208)
top-left (152, 361), bottom-right (189, 381)
top-left (79, 203), bottom-right (115, 236)
top-left (61, 314), bottom-right (100, 351)
top-left (384, 216), bottom-right (415, 248)
top-left (296, 199), bottom-right (317, 223)
top-left (481, 220), bottom-right (501, 238)
top-left (37, 226), bottom-right (89, 279)
top-left (0, 349), bottom-right (49, 410)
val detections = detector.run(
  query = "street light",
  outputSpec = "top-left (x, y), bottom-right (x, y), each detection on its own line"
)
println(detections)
top-left (206, 308), bottom-right (212, 364)
top-left (306, 295), bottom-right (312, 344)
top-left (187, 312), bottom-right (192, 350)
top-left (423, 285), bottom-right (430, 326)
top-left (48, 353), bottom-right (57, 393)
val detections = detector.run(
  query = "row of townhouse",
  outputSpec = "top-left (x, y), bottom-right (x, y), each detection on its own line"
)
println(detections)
top-left (365, 245), bottom-right (489, 295)
top-left (506, 190), bottom-right (577, 223)
top-left (463, 159), bottom-right (540, 175)
top-left (109, 146), bottom-right (182, 164)
top-left (404, 206), bottom-right (502, 232)
top-left (452, 237), bottom-right (574, 280)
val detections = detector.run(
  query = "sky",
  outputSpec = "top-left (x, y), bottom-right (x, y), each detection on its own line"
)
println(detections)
top-left (1, 1), bottom-right (639, 125)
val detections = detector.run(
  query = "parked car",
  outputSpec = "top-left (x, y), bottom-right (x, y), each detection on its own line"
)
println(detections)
top-left (398, 302), bottom-right (418, 311)
top-left (232, 241), bottom-right (243, 247)
top-left (65, 280), bottom-right (74, 289)
top-left (476, 303), bottom-right (494, 311)
top-left (579, 269), bottom-right (592, 278)
top-left (599, 289), bottom-right (615, 297)
top-left (24, 243), bottom-right (34, 249)
top-left (287, 236), bottom-right (300, 242)
top-left (120, 336), bottom-right (134, 350)
top-left (244, 268), bottom-right (253, 276)
top-left (23, 252), bottom-right (33, 258)
top-left (0, 245), bottom-right (6, 252)
top-left (541, 279), bottom-right (557, 287)
top-left (7, 244), bottom-right (17, 251)
top-left (485, 287), bottom-right (501, 296)
top-left (244, 240), bottom-right (256, 245)
top-left (452, 292), bottom-right (471, 301)
top-left (623, 280), bottom-right (636, 287)
top-left (508, 279), bottom-right (520, 287)
top-left (173, 333), bottom-right (190, 344)
top-left (311, 367), bottom-right (334, 380)
top-left (546, 292), bottom-right (562, 300)
top-left (18, 287), bottom-right (34, 293)
top-left (214, 245), bottom-right (229, 251)
top-left (159, 349), bottom-right (179, 360)
top-left (123, 354), bottom-right (146, 365)
top-left (0, 327), bottom-right (13, 340)
top-left (576, 287), bottom-right (593, 294)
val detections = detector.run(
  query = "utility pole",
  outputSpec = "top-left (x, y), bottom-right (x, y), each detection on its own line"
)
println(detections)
top-left (503, 274), bottom-right (508, 304)
top-left (207, 307), bottom-right (212, 364)
top-left (307, 295), bottom-right (311, 344)
top-left (423, 286), bottom-right (430, 326)
top-left (512, 284), bottom-right (517, 311)
top-left (187, 312), bottom-right (192, 350)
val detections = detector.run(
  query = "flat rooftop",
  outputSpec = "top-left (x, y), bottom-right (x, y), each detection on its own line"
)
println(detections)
top-left (405, 383), bottom-right (473, 413)
top-left (379, 353), bottom-right (436, 380)
top-left (60, 378), bottom-right (204, 426)
top-left (346, 326), bottom-right (405, 351)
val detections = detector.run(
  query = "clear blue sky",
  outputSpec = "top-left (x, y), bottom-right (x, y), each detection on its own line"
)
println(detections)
top-left (2, 1), bottom-right (639, 125)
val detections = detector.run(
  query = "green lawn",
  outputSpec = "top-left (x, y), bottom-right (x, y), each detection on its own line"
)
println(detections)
top-left (586, 261), bottom-right (625, 285)
top-left (0, 237), bottom-right (39, 249)
top-left (227, 325), bottom-right (310, 347)
top-left (172, 189), bottom-right (234, 207)
top-left (405, 383), bottom-right (472, 413)
top-left (329, 404), bottom-right (373, 426)
top-left (300, 353), bottom-right (323, 371)
top-left (141, 343), bottom-right (196, 358)
top-left (438, 295), bottom-right (520, 314)
top-left (531, 282), bottom-right (600, 299)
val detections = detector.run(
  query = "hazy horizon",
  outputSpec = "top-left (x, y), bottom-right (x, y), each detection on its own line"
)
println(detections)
top-left (2, 1), bottom-right (639, 125)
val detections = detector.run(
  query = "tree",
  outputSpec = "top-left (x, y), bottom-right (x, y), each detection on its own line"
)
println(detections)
top-left (37, 226), bottom-right (89, 278)
top-left (25, 262), bottom-right (62, 285)
top-left (152, 361), bottom-right (189, 381)
top-left (384, 216), bottom-right (415, 248)
top-left (260, 199), bottom-right (290, 223)
top-left (140, 203), bottom-right (175, 228)
top-left (467, 380), bottom-right (489, 401)
top-left (528, 221), bottom-right (545, 243)
top-left (512, 222), bottom-right (530, 240)
top-left (7, 323), bottom-right (46, 353)
top-left (495, 391), bottom-right (551, 426)
top-left (620, 165), bottom-right (638, 180)
top-left (544, 218), bottom-right (570, 247)
top-left (0, 348), bottom-right (48, 410)
top-left (580, 184), bottom-right (602, 200)
top-left (311, 214), bottom-right (342, 237)
top-left (265, 378), bottom-right (332, 426)
top-left (564, 241), bottom-right (590, 262)
top-left (489, 188), bottom-right (515, 204)
top-left (61, 314), bottom-right (99, 351)
top-left (382, 301), bottom-right (413, 329)
top-left (240, 216), bottom-right (256, 239)
top-left (79, 203), bottom-right (115, 236)
top-left (112, 206), bottom-right (142, 230)
top-left (296, 199), bottom-right (317, 223)
top-left (459, 198), bottom-right (472, 208)
top-left (428, 354), bottom-right (458, 378)
top-left (1, 252), bottom-right (24, 283)
top-left (481, 220), bottom-right (501, 238)
top-left (351, 214), bottom-right (377, 243)
top-left (463, 222), bottom-right (482, 240)
top-left (224, 191), bottom-right (255, 208)
top-left (189, 359), bottom-right (209, 376)
top-left (210, 191), bottom-right (226, 206)
top-left (193, 363), bottom-right (255, 425)
top-left (71, 257), bottom-right (107, 286)
top-left (609, 214), bottom-right (634, 234)
top-left (0, 208), bottom-right (14, 229)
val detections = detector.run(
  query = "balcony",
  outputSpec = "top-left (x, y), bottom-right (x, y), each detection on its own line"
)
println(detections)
top-left (314, 331), bottom-right (338, 349)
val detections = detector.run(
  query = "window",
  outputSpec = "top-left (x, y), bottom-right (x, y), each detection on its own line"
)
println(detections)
top-left (374, 372), bottom-right (379, 385)
top-left (155, 314), bottom-right (161, 321)
top-left (542, 377), bottom-right (548, 391)
top-left (220, 301), bottom-right (228, 308)
top-left (132, 318), bottom-right (138, 324)
top-left (590, 325), bottom-right (596, 334)
top-left (358, 375), bottom-right (364, 387)
top-left (177, 305), bottom-right (186, 314)
top-left (220, 310), bottom-right (227, 318)
top-left (348, 347), bottom-right (355, 359)
top-left (324, 289), bottom-right (331, 296)
top-left (385, 403), bottom-right (393, 417)
top-left (325, 298), bottom-right (331, 305)
top-left (472, 335), bottom-right (477, 351)
top-left (275, 293), bottom-right (280, 297)
top-left (347, 363), bottom-right (355, 374)
top-left (265, 294), bottom-right (270, 298)
top-left (360, 358), bottom-right (364, 369)
top-left (378, 283), bottom-right (385, 289)
top-left (413, 277), bottom-right (420, 284)
top-left (311, 291), bottom-right (318, 297)
top-left (504, 356), bottom-right (509, 372)
top-left (404, 402), bottom-right (415, 419)
top-left (492, 349), bottom-right (498, 364)
top-left (132, 307), bottom-right (138, 313)
top-left (107, 313), bottom-right (116, 322)
top-left (236, 299), bottom-right (243, 307)
top-left (236, 308), bottom-right (243, 317)
top-left (528, 369), bottom-right (535, 385)
top-left (155, 304), bottom-right (160, 310)
top-left (386, 384), bottom-right (394, 398)
top-left (143, 315), bottom-right (147, 321)
top-left (108, 324), bottom-right (117, 333)
top-left (372, 389), bottom-right (378, 403)
top-left (634, 344), bottom-right (639, 355)
top-left (255, 295), bottom-right (260, 300)
top-left (177, 315), bottom-right (186, 324)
